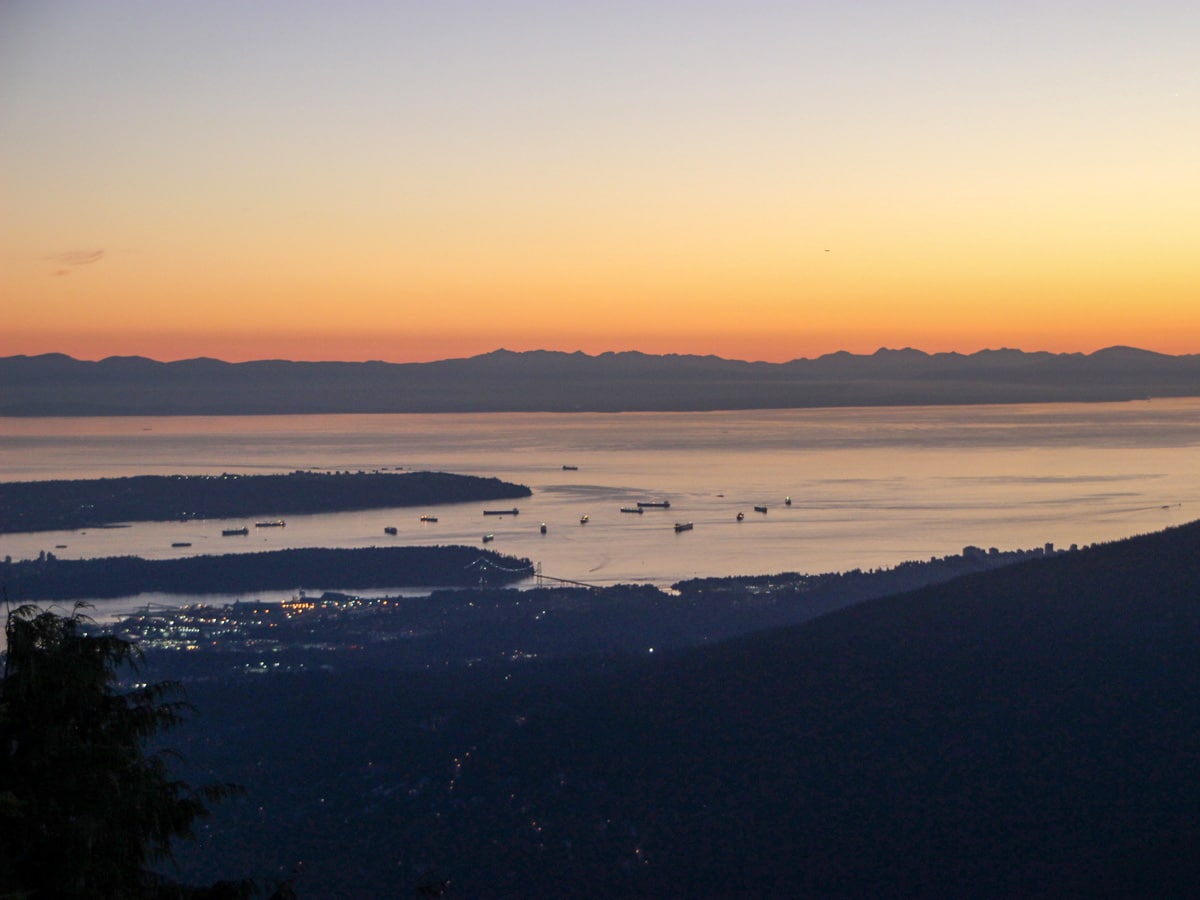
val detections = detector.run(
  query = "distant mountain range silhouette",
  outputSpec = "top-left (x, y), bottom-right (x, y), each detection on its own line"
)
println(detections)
top-left (3, 346), bottom-right (1199, 415)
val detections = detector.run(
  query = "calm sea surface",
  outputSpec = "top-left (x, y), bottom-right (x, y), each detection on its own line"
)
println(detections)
top-left (3, 400), bottom-right (1198, 619)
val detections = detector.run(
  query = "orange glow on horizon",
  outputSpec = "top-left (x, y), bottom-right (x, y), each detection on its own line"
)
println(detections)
top-left (4, 5), bottom-right (1198, 369)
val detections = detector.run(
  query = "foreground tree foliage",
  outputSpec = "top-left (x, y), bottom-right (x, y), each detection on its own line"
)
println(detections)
top-left (0, 604), bottom-right (253, 899)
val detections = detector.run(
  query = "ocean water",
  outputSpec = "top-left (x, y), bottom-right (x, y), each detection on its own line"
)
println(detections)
top-left (3, 399), bottom-right (1198, 619)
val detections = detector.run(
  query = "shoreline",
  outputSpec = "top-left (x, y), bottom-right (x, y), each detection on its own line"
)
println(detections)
top-left (0, 470), bottom-right (531, 534)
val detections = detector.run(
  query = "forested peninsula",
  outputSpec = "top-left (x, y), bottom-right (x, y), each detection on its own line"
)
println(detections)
top-left (1, 546), bottom-right (533, 600)
top-left (0, 471), bottom-right (531, 534)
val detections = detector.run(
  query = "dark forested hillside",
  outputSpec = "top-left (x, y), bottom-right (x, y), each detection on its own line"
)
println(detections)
top-left (158, 520), bottom-right (1200, 897)
top-left (4, 346), bottom-right (1200, 414)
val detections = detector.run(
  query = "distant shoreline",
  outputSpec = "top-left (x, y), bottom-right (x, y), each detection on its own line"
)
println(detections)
top-left (3, 347), bottom-right (1199, 416)
top-left (0, 471), bottom-right (531, 534)
top-left (1, 545), bottom-right (535, 601)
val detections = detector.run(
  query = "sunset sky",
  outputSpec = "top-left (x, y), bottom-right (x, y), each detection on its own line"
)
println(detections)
top-left (2, 1), bottom-right (1197, 363)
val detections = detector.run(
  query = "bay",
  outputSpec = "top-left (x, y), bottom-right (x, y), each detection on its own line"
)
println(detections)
top-left (3, 399), bottom-right (1198, 620)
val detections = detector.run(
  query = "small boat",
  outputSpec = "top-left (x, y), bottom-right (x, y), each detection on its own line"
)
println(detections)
top-left (222, 527), bottom-right (249, 536)
top-left (674, 522), bottom-right (694, 533)
top-left (562, 465), bottom-right (579, 471)
top-left (620, 506), bottom-right (645, 514)
top-left (785, 496), bottom-right (792, 506)
top-left (419, 515), bottom-right (439, 523)
top-left (171, 541), bottom-right (192, 548)
top-left (754, 505), bottom-right (768, 514)
top-left (540, 522), bottom-right (548, 534)
top-left (736, 512), bottom-right (745, 521)
top-left (482, 533), bottom-right (495, 543)
top-left (580, 514), bottom-right (589, 524)
top-left (637, 500), bottom-right (671, 508)
top-left (384, 526), bottom-right (398, 535)
top-left (255, 519), bottom-right (286, 528)
top-left (483, 508), bottom-right (519, 516)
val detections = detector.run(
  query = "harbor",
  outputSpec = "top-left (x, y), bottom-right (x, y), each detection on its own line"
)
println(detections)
top-left (3, 402), bottom-right (1198, 611)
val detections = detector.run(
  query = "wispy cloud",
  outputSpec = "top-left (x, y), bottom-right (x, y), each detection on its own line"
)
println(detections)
top-left (48, 249), bottom-right (104, 276)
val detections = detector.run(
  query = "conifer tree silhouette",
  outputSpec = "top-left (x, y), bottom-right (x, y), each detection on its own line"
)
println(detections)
top-left (1, 603), bottom-right (246, 898)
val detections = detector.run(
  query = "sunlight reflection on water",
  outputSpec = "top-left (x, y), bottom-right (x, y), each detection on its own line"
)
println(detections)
top-left (3, 399), bottom-right (1198, 619)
